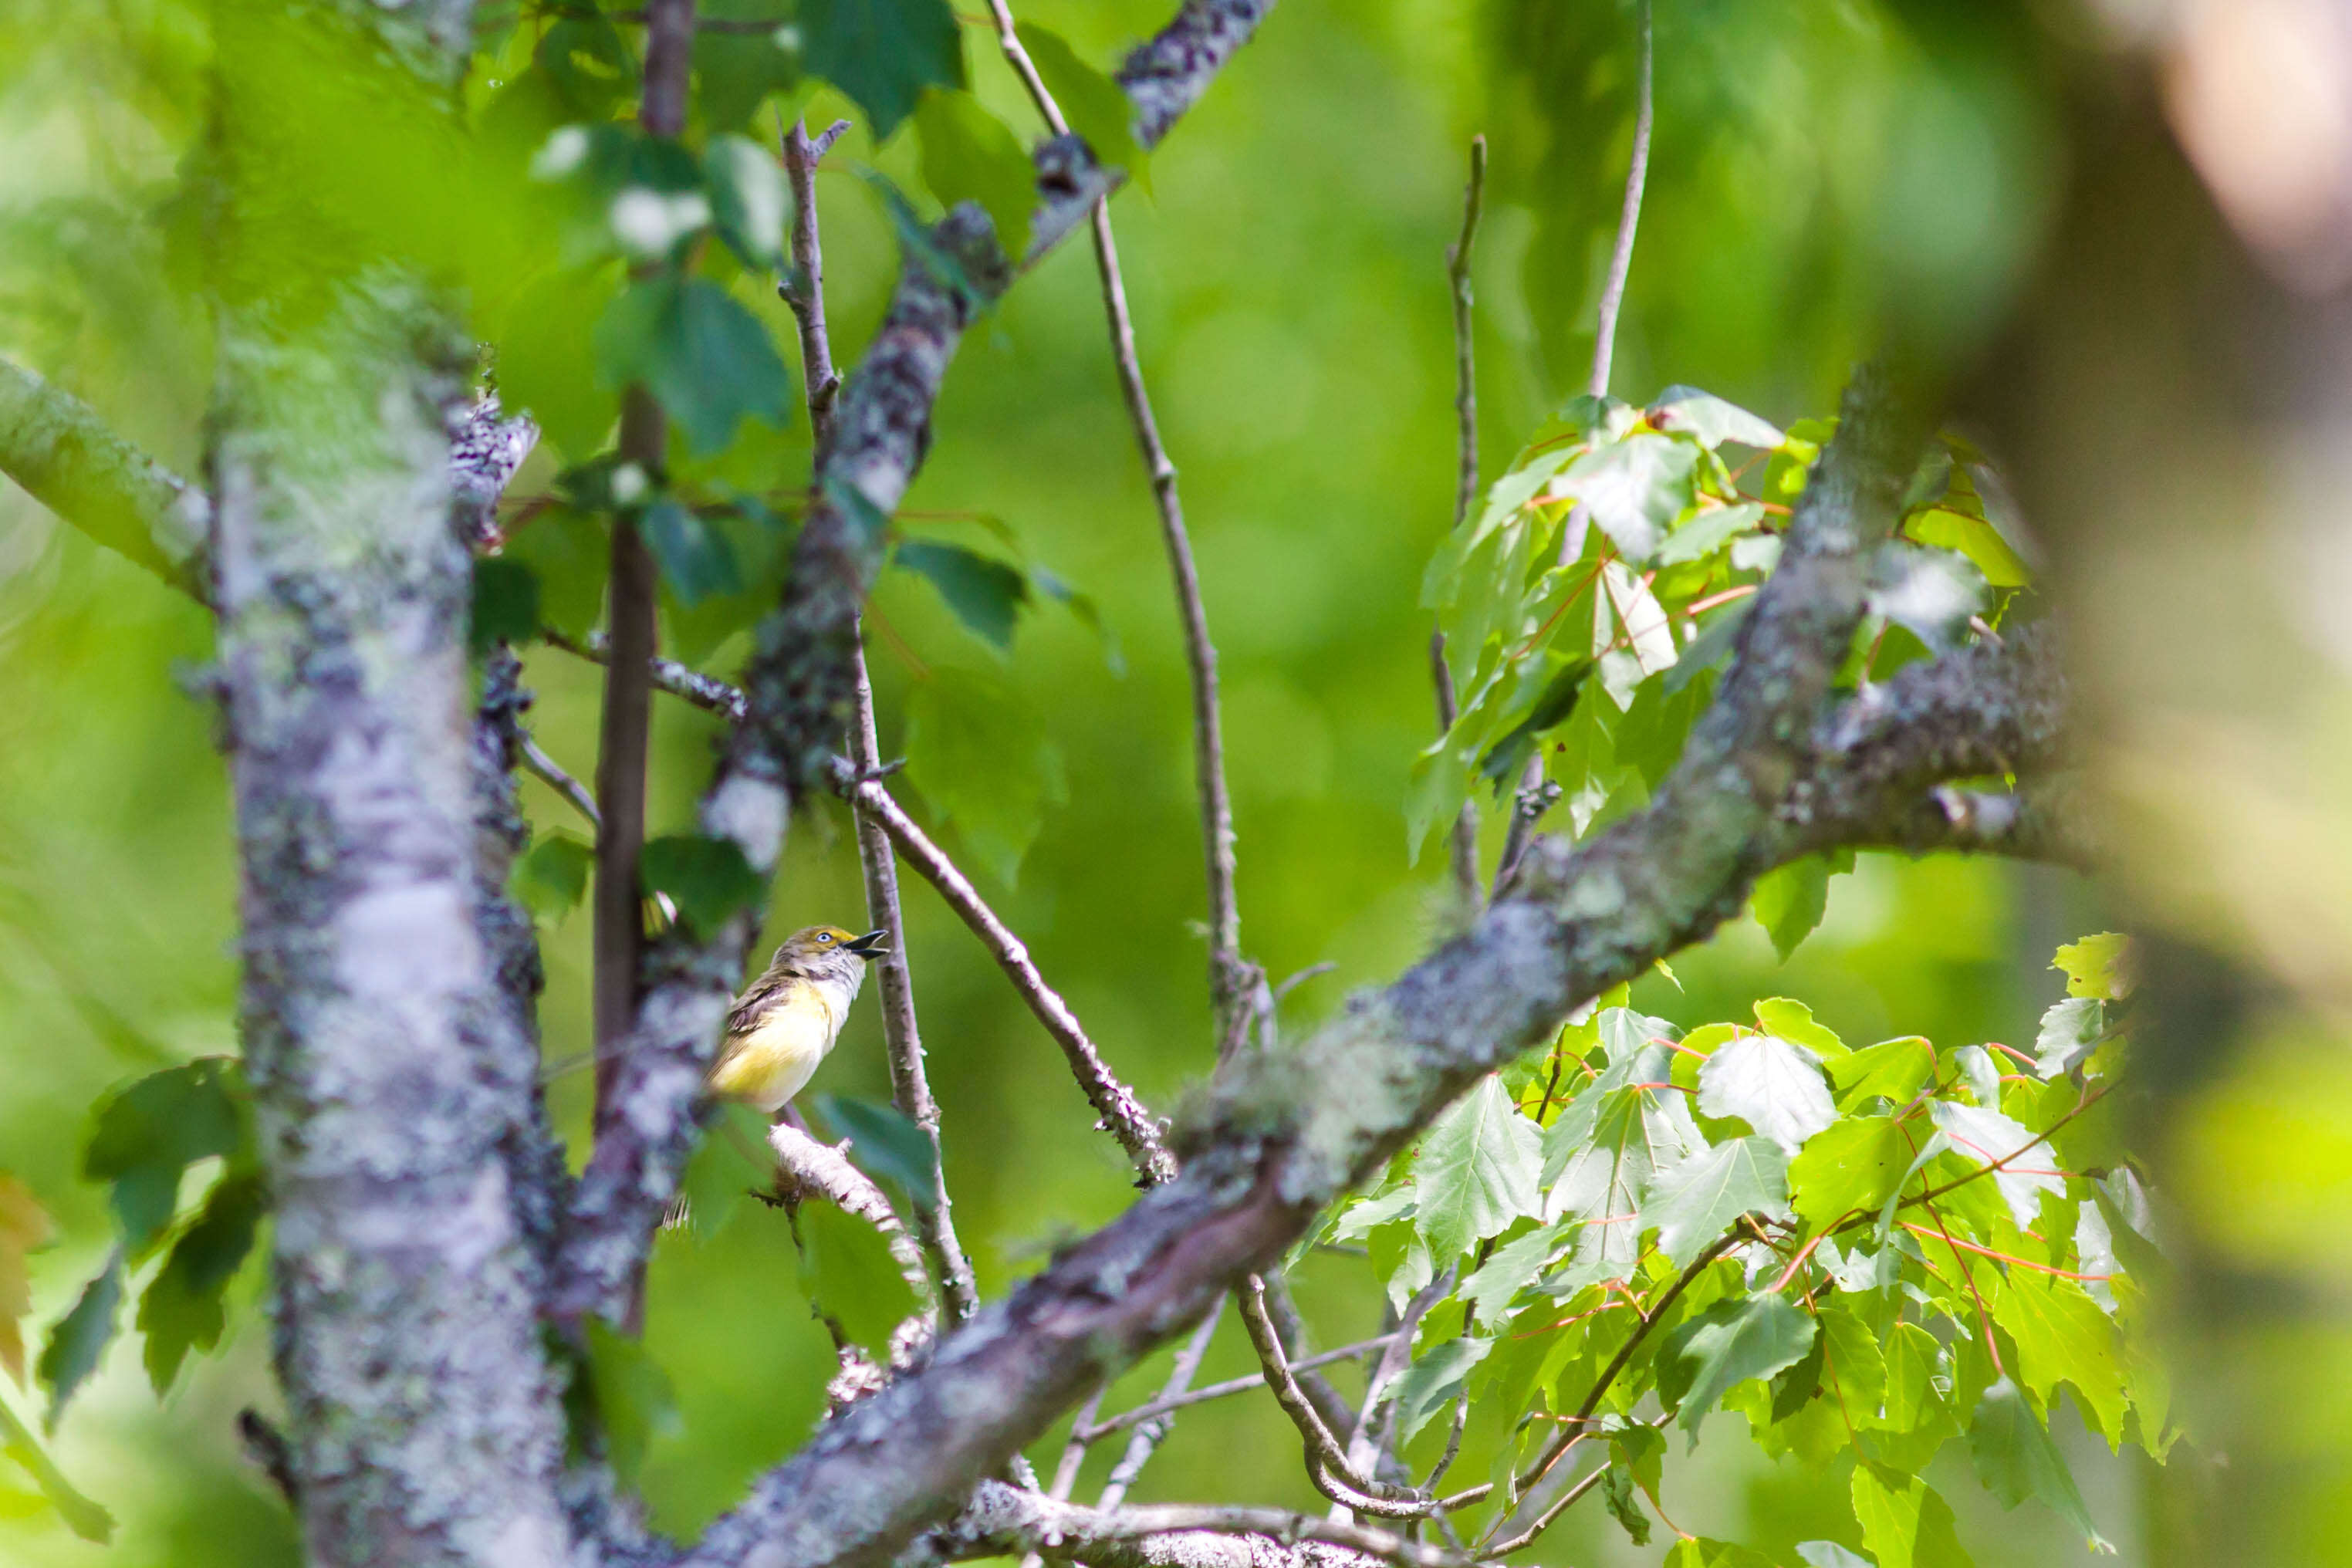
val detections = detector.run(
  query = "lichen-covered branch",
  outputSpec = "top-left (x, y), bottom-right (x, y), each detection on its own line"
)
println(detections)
top-left (546, 630), bottom-right (749, 721)
top-left (555, 0), bottom-right (1271, 1328)
top-left (0, 355), bottom-right (210, 595)
top-left (839, 764), bottom-right (1174, 1184)
top-left (917, 1480), bottom-right (1467, 1568)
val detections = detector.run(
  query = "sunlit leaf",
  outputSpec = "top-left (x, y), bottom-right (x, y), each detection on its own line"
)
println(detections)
top-left (1641, 1137), bottom-right (1788, 1266)
top-left (1698, 1032), bottom-right (1837, 1155)
top-left (1658, 1296), bottom-right (1816, 1435)
top-left (1830, 1036), bottom-right (1937, 1110)
top-left (1655, 500), bottom-right (1765, 566)
top-left (1559, 432), bottom-right (1699, 561)
top-left (1649, 387), bottom-right (1785, 449)
top-left (1968, 1377), bottom-right (2113, 1551)
top-left (1928, 1101), bottom-right (2063, 1228)
top-left (1414, 1076), bottom-right (1542, 1258)
top-left (2053, 933), bottom-right (2131, 1001)
top-left (1389, 1336), bottom-right (1490, 1443)
top-left (2033, 996), bottom-right (2104, 1080)
top-left (1988, 1271), bottom-right (2126, 1441)
top-left (1790, 1115), bottom-right (1909, 1232)
top-left (0, 1385), bottom-right (110, 1542)
top-left (1907, 507), bottom-right (2031, 588)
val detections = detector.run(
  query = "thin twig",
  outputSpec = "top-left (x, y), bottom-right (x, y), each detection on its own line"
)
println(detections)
top-left (1587, 0), bottom-right (1654, 400)
top-left (520, 733), bottom-right (601, 830)
top-left (1078, 1330), bottom-right (1406, 1443)
top-left (782, 111), bottom-right (981, 1329)
top-left (592, 0), bottom-right (695, 1125)
top-left (1097, 1304), bottom-right (1225, 1509)
top-left (545, 629), bottom-right (748, 721)
top-left (985, 0), bottom-right (1249, 1042)
top-left (1445, 136), bottom-right (1487, 536)
top-left (833, 761), bottom-right (1174, 1184)
top-left (1235, 1276), bottom-right (1434, 1520)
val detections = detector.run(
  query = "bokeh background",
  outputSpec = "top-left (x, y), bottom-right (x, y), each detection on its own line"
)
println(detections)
top-left (2, 0), bottom-right (2346, 1562)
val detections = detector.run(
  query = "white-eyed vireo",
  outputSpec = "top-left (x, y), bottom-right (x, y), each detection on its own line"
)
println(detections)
top-left (708, 924), bottom-right (889, 1112)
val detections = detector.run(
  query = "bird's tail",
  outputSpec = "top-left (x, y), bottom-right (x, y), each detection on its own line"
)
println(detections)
top-left (660, 1192), bottom-right (693, 1233)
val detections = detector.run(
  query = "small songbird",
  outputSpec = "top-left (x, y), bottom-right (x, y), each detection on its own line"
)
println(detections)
top-left (708, 924), bottom-right (890, 1113)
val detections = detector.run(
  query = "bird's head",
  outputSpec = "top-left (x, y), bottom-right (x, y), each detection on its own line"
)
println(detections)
top-left (772, 924), bottom-right (890, 973)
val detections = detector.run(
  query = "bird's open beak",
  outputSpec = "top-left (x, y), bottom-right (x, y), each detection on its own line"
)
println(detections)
top-left (846, 929), bottom-right (891, 957)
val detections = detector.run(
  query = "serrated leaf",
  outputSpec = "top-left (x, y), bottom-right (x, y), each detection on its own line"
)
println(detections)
top-left (1830, 1036), bottom-right (1937, 1109)
top-left (1698, 1033), bottom-right (1837, 1155)
top-left (1015, 23), bottom-right (1147, 188)
top-left (795, 1200), bottom-right (918, 1358)
top-left (470, 556), bottom-right (540, 656)
top-left (0, 1176), bottom-right (48, 1389)
top-left (896, 539), bottom-right (1029, 651)
top-left (705, 134), bottom-right (788, 266)
top-left (904, 668), bottom-right (1066, 886)
top-left (1389, 1336), bottom-right (1489, 1443)
top-left (83, 1060), bottom-right (250, 1256)
top-left (1850, 1462), bottom-right (1973, 1568)
top-left (513, 832), bottom-right (595, 924)
top-left (1789, 1116), bottom-right (1910, 1232)
top-left (1649, 387), bottom-right (1786, 449)
top-left (802, 0), bottom-right (962, 137)
top-left (1819, 1303), bottom-right (1887, 1417)
top-left (2033, 997), bottom-right (2105, 1080)
top-left (1878, 1321), bottom-right (1948, 1432)
top-left (1988, 1271), bottom-right (2125, 1441)
top-left (1641, 1137), bottom-right (1788, 1266)
top-left (640, 834), bottom-right (769, 933)
top-left (0, 1385), bottom-right (110, 1541)
top-left (640, 498), bottom-right (742, 607)
top-left (1658, 1296), bottom-right (1816, 1435)
top-left (594, 274), bottom-right (792, 455)
top-left (1655, 501), bottom-right (1765, 566)
top-left (1753, 998), bottom-right (1849, 1059)
top-left (915, 88), bottom-right (1035, 261)
top-left (1458, 1222), bottom-right (1568, 1319)
top-left (35, 1252), bottom-right (119, 1430)
top-left (1558, 433), bottom-right (1698, 561)
top-left (1414, 1077), bottom-right (1541, 1258)
top-left (1929, 1101), bottom-right (2063, 1228)
top-left (580, 1317), bottom-right (680, 1486)
top-left (2053, 933), bottom-right (2131, 1001)
top-left (136, 1171), bottom-right (264, 1394)
top-left (1968, 1377), bottom-right (2113, 1550)
top-left (816, 1096), bottom-right (941, 1211)
top-left (1543, 1031), bottom-right (1702, 1274)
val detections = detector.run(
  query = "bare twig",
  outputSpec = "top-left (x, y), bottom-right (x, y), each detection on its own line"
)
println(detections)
top-left (1435, 137), bottom-right (1489, 908)
top-left (593, 0), bottom-right (697, 1117)
top-left (1235, 1275), bottom-right (1433, 1519)
top-left (545, 629), bottom-right (747, 721)
top-left (520, 734), bottom-right (601, 830)
top-left (782, 110), bottom-right (981, 1327)
top-left (1587, 0), bottom-right (1654, 400)
top-left (1097, 1306), bottom-right (1225, 1509)
top-left (933, 1480), bottom-right (1474, 1568)
top-left (833, 761), bottom-right (1174, 1184)
top-left (1077, 1330), bottom-right (1404, 1443)
top-left (985, 0), bottom-right (1249, 1043)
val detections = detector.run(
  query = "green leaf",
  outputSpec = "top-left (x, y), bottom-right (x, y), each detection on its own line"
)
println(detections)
top-left (1988, 1272), bottom-right (2126, 1441)
top-left (1388, 1336), bottom-right (1490, 1443)
top-left (0, 1384), bottom-right (111, 1542)
top-left (705, 134), bottom-right (789, 266)
top-left (1015, 24), bottom-right (1148, 188)
top-left (2053, 933), bottom-right (2131, 1001)
top-left (692, 9), bottom-right (799, 132)
top-left (1414, 1077), bottom-right (1541, 1258)
top-left (37, 1252), bottom-right (121, 1431)
top-left (1600, 1459), bottom-right (1651, 1546)
top-left (1475, 655), bottom-right (1593, 793)
top-left (640, 834), bottom-right (769, 933)
top-left (1458, 1221), bottom-right (1567, 1320)
top-left (1929, 1102), bottom-right (2063, 1228)
top-left (1559, 433), bottom-right (1699, 561)
top-left (1878, 1321), bottom-right (1949, 1433)
top-left (1698, 1032), bottom-right (1837, 1155)
top-left (2033, 996), bottom-right (2105, 1080)
top-left (1654, 501), bottom-right (1765, 566)
top-left (83, 1060), bottom-right (250, 1256)
top-left (0, 1175), bottom-right (46, 1391)
top-left (1658, 1296), bottom-right (1816, 1435)
top-left (498, 263), bottom-right (624, 459)
top-left (136, 1171), bottom-right (264, 1394)
top-left (915, 88), bottom-right (1035, 261)
top-left (535, 18), bottom-right (637, 118)
top-left (1769, 1320), bottom-right (1827, 1421)
top-left (1649, 387), bottom-right (1786, 449)
top-left (816, 1096), bottom-right (941, 1211)
top-left (1544, 1029), bottom-right (1704, 1275)
top-left (1640, 1137), bottom-right (1788, 1266)
top-left (895, 539), bottom-right (1029, 651)
top-left (1830, 1036), bottom-right (1937, 1110)
top-left (1751, 855), bottom-right (1837, 961)
top-left (801, 0), bottom-right (963, 137)
top-left (580, 1317), bottom-right (680, 1486)
top-left (1908, 506), bottom-right (2031, 588)
top-left (503, 506), bottom-right (607, 640)
top-left (513, 831), bottom-right (596, 924)
top-left (1664, 1541), bottom-right (1778, 1568)
top-left (1850, 1462), bottom-right (1973, 1568)
top-left (1968, 1377), bottom-right (2112, 1549)
top-left (1789, 1116), bottom-right (1909, 1233)
top-left (673, 1103), bottom-right (770, 1241)
top-left (1752, 998), bottom-right (1849, 1059)
top-left (595, 273), bottom-right (792, 455)
top-left (1797, 1546), bottom-right (1874, 1568)
top-left (471, 556), bottom-right (540, 654)
top-left (904, 668), bottom-right (1066, 886)
top-left (795, 1200), bottom-right (919, 1358)
top-left (1819, 1303), bottom-right (1889, 1418)
top-left (640, 498), bottom-right (743, 607)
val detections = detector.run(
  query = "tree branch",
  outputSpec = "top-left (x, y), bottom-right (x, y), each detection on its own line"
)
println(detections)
top-left (920, 1481), bottom-right (1468, 1568)
top-left (546, 629), bottom-right (749, 721)
top-left (0, 355), bottom-right (210, 597)
top-left (555, 0), bottom-right (1266, 1330)
top-left (1077, 1330), bottom-right (1401, 1444)
top-left (1435, 135), bottom-right (1487, 910)
top-left (837, 763), bottom-right (1174, 1184)
top-left (1235, 1276), bottom-right (1430, 1518)
top-left (1096, 1306), bottom-right (1224, 1509)
top-left (1587, 0), bottom-right (1653, 400)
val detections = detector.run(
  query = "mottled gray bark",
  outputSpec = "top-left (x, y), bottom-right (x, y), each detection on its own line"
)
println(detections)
top-left (916, 1481), bottom-right (1462, 1568)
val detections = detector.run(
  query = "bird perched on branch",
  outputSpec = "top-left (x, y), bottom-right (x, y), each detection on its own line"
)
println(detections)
top-left (709, 924), bottom-right (890, 1113)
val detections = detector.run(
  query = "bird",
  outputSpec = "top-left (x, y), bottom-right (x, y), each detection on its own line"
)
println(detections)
top-left (708, 924), bottom-right (890, 1113)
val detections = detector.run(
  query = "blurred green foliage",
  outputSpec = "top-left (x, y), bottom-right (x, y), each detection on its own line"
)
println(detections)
top-left (0, 0), bottom-right (2257, 1563)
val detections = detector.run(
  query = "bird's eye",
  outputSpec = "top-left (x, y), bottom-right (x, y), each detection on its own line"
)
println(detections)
top-left (817, 931), bottom-right (833, 944)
